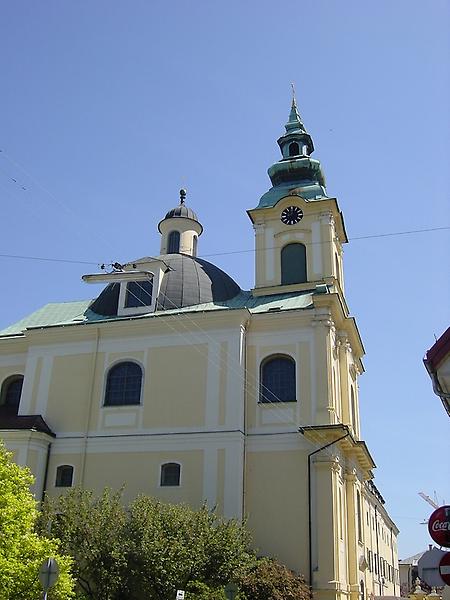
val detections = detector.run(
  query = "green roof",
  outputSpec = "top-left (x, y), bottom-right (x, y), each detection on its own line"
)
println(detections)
top-left (0, 290), bottom-right (315, 338)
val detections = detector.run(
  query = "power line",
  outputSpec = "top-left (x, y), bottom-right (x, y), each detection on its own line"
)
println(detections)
top-left (0, 225), bottom-right (448, 267)
top-left (201, 226), bottom-right (450, 257)
top-left (0, 253), bottom-right (100, 266)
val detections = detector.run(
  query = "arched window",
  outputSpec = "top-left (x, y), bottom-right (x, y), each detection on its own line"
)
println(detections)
top-left (167, 231), bottom-right (180, 253)
top-left (104, 362), bottom-right (142, 406)
top-left (0, 375), bottom-right (24, 415)
top-left (160, 462), bottom-right (180, 486)
top-left (260, 355), bottom-right (296, 403)
top-left (281, 243), bottom-right (307, 285)
top-left (288, 142), bottom-right (299, 156)
top-left (192, 235), bottom-right (198, 257)
top-left (55, 465), bottom-right (74, 487)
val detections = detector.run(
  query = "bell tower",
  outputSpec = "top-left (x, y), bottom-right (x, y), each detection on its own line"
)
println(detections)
top-left (247, 93), bottom-right (347, 296)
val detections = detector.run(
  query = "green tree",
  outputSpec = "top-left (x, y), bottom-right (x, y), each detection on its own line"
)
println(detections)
top-left (126, 496), bottom-right (253, 600)
top-left (0, 443), bottom-right (74, 600)
top-left (40, 487), bottom-right (310, 600)
top-left (40, 488), bottom-right (253, 600)
top-left (39, 487), bottom-right (129, 599)
top-left (238, 557), bottom-right (310, 600)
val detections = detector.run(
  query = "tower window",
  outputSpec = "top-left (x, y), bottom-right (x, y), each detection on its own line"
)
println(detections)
top-left (168, 230), bottom-right (180, 253)
top-left (288, 142), bottom-right (300, 156)
top-left (356, 490), bottom-right (362, 542)
top-left (281, 243), bottom-right (307, 285)
top-left (350, 386), bottom-right (357, 434)
top-left (260, 355), bottom-right (296, 403)
top-left (160, 462), bottom-right (181, 486)
top-left (192, 235), bottom-right (198, 257)
top-left (125, 279), bottom-right (153, 308)
top-left (104, 361), bottom-right (143, 406)
top-left (335, 253), bottom-right (341, 282)
top-left (0, 375), bottom-right (24, 416)
top-left (55, 465), bottom-right (74, 487)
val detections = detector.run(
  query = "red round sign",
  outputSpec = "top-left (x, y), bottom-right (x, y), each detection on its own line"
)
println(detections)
top-left (439, 552), bottom-right (450, 586)
top-left (428, 505), bottom-right (450, 548)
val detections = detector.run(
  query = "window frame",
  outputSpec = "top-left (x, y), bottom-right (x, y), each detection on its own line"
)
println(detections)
top-left (55, 464), bottom-right (74, 488)
top-left (288, 141), bottom-right (300, 156)
top-left (259, 353), bottom-right (297, 404)
top-left (117, 274), bottom-right (157, 316)
top-left (167, 230), bottom-right (181, 253)
top-left (356, 489), bottom-right (363, 543)
top-left (103, 360), bottom-right (144, 407)
top-left (281, 243), bottom-right (307, 286)
top-left (159, 462), bottom-right (181, 487)
top-left (124, 279), bottom-right (153, 309)
top-left (0, 374), bottom-right (24, 415)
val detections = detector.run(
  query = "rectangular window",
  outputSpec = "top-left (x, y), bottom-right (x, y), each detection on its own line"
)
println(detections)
top-left (125, 279), bottom-right (153, 308)
top-left (55, 465), bottom-right (73, 487)
top-left (160, 463), bottom-right (181, 487)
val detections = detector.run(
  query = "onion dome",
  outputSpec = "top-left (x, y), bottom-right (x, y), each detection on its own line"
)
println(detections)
top-left (256, 92), bottom-right (328, 208)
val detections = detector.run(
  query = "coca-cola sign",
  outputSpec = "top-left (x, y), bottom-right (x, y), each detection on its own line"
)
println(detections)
top-left (428, 505), bottom-right (450, 548)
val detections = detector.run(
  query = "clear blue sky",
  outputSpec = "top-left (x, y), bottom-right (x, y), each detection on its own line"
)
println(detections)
top-left (1, 1), bottom-right (449, 559)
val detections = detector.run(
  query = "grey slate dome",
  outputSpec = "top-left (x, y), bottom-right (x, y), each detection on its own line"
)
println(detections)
top-left (158, 188), bottom-right (201, 231)
top-left (89, 253), bottom-right (241, 317)
top-left (163, 204), bottom-right (199, 222)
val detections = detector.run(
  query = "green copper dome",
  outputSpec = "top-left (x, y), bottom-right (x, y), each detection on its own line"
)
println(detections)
top-left (255, 96), bottom-right (328, 209)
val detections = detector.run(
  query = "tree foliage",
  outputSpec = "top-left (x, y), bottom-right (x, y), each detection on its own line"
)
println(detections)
top-left (0, 442), bottom-right (74, 600)
top-left (40, 488), bottom-right (253, 600)
top-left (39, 485), bottom-right (311, 600)
top-left (238, 558), bottom-right (310, 600)
top-left (39, 487), bottom-right (129, 598)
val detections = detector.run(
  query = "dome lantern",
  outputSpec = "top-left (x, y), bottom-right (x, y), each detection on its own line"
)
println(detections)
top-left (158, 189), bottom-right (203, 257)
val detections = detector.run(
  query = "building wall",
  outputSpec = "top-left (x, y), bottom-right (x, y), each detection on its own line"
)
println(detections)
top-left (0, 301), bottom-right (399, 600)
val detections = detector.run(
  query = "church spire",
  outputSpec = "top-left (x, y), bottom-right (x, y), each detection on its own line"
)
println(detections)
top-left (252, 91), bottom-right (328, 209)
top-left (285, 84), bottom-right (306, 133)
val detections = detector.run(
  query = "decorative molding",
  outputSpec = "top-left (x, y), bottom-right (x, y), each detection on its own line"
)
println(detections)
top-left (253, 222), bottom-right (265, 233)
top-left (311, 316), bottom-right (335, 332)
top-left (319, 211), bottom-right (335, 227)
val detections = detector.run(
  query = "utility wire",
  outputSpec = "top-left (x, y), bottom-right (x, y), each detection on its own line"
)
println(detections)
top-left (118, 280), bottom-right (342, 463)
top-left (0, 225), bottom-right (448, 267)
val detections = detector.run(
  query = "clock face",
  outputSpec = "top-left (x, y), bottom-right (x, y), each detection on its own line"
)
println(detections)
top-left (281, 206), bottom-right (303, 225)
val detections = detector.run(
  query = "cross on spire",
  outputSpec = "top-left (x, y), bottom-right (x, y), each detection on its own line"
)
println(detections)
top-left (286, 83), bottom-right (305, 133)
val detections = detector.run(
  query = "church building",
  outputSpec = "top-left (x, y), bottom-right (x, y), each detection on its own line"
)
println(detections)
top-left (0, 98), bottom-right (399, 600)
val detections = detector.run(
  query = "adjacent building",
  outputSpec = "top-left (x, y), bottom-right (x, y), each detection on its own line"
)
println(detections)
top-left (424, 327), bottom-right (450, 417)
top-left (0, 98), bottom-right (399, 600)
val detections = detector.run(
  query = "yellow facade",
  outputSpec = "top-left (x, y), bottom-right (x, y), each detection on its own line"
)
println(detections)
top-left (0, 102), bottom-right (399, 600)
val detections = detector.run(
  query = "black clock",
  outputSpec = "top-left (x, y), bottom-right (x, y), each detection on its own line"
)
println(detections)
top-left (281, 206), bottom-right (303, 225)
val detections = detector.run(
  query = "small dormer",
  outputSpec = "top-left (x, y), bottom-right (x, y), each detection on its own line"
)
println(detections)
top-left (82, 258), bottom-right (168, 316)
top-left (158, 189), bottom-right (203, 257)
